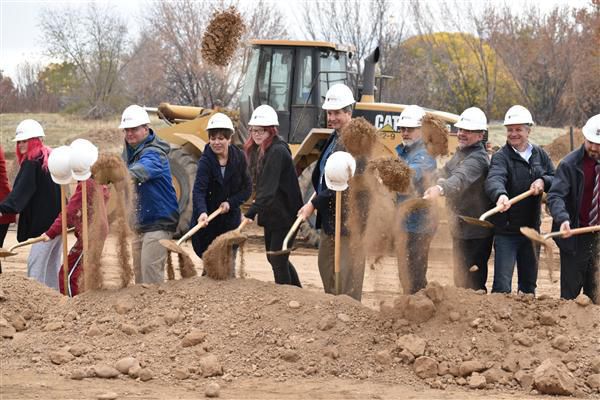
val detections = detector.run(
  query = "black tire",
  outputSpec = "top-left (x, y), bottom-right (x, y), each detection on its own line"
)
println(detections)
top-left (169, 147), bottom-right (199, 239)
top-left (297, 161), bottom-right (320, 247)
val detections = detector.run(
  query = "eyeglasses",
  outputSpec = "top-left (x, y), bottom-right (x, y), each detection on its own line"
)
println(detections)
top-left (249, 128), bottom-right (268, 135)
top-left (399, 127), bottom-right (415, 133)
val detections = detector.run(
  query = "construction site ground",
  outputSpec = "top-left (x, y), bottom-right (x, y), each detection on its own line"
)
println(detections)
top-left (2, 213), bottom-right (600, 400)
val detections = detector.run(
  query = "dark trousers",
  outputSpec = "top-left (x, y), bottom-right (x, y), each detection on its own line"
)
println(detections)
top-left (0, 223), bottom-right (8, 274)
top-left (560, 233), bottom-right (599, 303)
top-left (452, 236), bottom-right (493, 291)
top-left (397, 232), bottom-right (433, 294)
top-left (492, 234), bottom-right (540, 294)
top-left (264, 227), bottom-right (302, 287)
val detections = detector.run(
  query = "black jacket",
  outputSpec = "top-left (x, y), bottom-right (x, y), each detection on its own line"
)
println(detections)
top-left (0, 158), bottom-right (61, 242)
top-left (546, 145), bottom-right (589, 254)
top-left (438, 142), bottom-right (493, 239)
top-left (485, 143), bottom-right (554, 234)
top-left (245, 137), bottom-right (303, 230)
top-left (191, 144), bottom-right (252, 257)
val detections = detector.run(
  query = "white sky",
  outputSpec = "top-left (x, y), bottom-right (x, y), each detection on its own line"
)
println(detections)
top-left (0, 0), bottom-right (591, 82)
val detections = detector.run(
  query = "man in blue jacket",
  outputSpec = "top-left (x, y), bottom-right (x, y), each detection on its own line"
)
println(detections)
top-left (395, 105), bottom-right (437, 294)
top-left (547, 114), bottom-right (600, 303)
top-left (120, 105), bottom-right (179, 284)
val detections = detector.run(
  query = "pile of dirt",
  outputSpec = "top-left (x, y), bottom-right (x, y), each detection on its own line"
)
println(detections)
top-left (542, 128), bottom-right (584, 164)
top-left (2, 273), bottom-right (599, 396)
top-left (201, 7), bottom-right (245, 67)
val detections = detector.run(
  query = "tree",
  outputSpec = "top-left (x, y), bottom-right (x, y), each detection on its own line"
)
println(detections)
top-left (0, 72), bottom-right (18, 113)
top-left (39, 3), bottom-right (129, 118)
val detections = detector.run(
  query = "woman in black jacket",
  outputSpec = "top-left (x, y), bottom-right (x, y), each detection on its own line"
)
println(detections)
top-left (243, 105), bottom-right (303, 287)
top-left (191, 113), bottom-right (252, 274)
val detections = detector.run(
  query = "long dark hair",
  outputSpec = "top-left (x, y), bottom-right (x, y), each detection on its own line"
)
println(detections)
top-left (243, 126), bottom-right (278, 181)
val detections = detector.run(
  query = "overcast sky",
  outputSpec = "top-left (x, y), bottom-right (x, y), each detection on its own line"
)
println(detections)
top-left (0, 0), bottom-right (591, 82)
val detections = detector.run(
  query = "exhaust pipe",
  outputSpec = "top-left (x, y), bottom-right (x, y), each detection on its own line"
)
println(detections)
top-left (360, 47), bottom-right (380, 103)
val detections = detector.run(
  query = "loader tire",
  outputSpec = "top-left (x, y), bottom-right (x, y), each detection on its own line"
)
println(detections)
top-left (297, 162), bottom-right (320, 248)
top-left (169, 147), bottom-right (198, 239)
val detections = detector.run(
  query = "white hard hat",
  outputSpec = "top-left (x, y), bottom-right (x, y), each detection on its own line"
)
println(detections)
top-left (207, 112), bottom-right (234, 132)
top-left (48, 145), bottom-right (73, 185)
top-left (503, 105), bottom-right (534, 126)
top-left (582, 114), bottom-right (600, 144)
top-left (322, 84), bottom-right (355, 110)
top-left (13, 119), bottom-right (45, 142)
top-left (398, 105), bottom-right (426, 128)
top-left (455, 107), bottom-right (488, 131)
top-left (325, 151), bottom-right (356, 191)
top-left (119, 105), bottom-right (150, 129)
top-left (70, 139), bottom-right (99, 180)
top-left (249, 105), bottom-right (279, 126)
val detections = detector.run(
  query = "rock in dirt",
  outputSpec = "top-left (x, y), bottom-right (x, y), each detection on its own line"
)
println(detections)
top-left (280, 349), bottom-right (301, 363)
top-left (0, 323), bottom-right (16, 338)
top-left (587, 374), bottom-right (600, 390)
top-left (375, 350), bottom-right (392, 365)
top-left (115, 357), bottom-right (139, 374)
top-left (119, 323), bottom-right (138, 335)
top-left (49, 350), bottom-right (75, 365)
top-left (448, 311), bottom-right (460, 322)
top-left (128, 364), bottom-right (141, 378)
top-left (414, 356), bottom-right (438, 379)
top-left (404, 295), bottom-right (436, 323)
top-left (551, 335), bottom-right (570, 352)
top-left (533, 358), bottom-right (576, 395)
top-left (423, 282), bottom-right (444, 303)
top-left (483, 367), bottom-right (507, 384)
top-left (44, 321), bottom-right (64, 331)
top-left (468, 373), bottom-right (486, 389)
top-left (515, 370), bottom-right (534, 390)
top-left (323, 346), bottom-right (340, 360)
top-left (396, 334), bottom-right (426, 357)
top-left (87, 323), bottom-right (103, 337)
top-left (182, 329), bottom-right (207, 347)
top-left (459, 360), bottom-right (486, 377)
top-left (513, 332), bottom-right (534, 347)
top-left (205, 382), bottom-right (221, 398)
top-left (9, 314), bottom-right (27, 331)
top-left (114, 296), bottom-right (135, 314)
top-left (140, 317), bottom-right (164, 334)
top-left (69, 343), bottom-right (92, 357)
top-left (337, 313), bottom-right (350, 323)
top-left (138, 368), bottom-right (154, 381)
top-left (574, 294), bottom-right (592, 306)
top-left (70, 368), bottom-right (92, 380)
top-left (97, 392), bottom-right (118, 400)
top-left (317, 315), bottom-right (336, 331)
top-left (288, 300), bottom-right (301, 309)
top-left (94, 365), bottom-right (121, 379)
top-left (164, 309), bottom-right (184, 326)
top-left (398, 349), bottom-right (415, 364)
top-left (538, 311), bottom-right (557, 326)
top-left (199, 354), bottom-right (223, 377)
top-left (173, 367), bottom-right (190, 380)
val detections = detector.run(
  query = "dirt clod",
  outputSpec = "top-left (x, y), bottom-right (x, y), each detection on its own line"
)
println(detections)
top-left (205, 382), bottom-right (221, 398)
top-left (340, 117), bottom-right (378, 157)
top-left (421, 114), bottom-right (449, 157)
top-left (201, 7), bottom-right (245, 67)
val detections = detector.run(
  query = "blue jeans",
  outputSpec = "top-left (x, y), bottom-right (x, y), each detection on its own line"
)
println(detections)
top-left (492, 234), bottom-right (539, 294)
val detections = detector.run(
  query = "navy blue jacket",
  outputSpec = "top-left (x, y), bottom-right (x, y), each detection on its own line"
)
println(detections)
top-left (245, 137), bottom-right (303, 230)
top-left (191, 144), bottom-right (251, 258)
top-left (123, 129), bottom-right (179, 233)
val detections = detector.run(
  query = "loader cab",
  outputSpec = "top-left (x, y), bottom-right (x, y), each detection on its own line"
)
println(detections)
top-left (240, 40), bottom-right (351, 144)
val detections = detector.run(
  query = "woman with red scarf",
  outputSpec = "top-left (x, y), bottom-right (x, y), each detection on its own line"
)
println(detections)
top-left (0, 120), bottom-right (61, 289)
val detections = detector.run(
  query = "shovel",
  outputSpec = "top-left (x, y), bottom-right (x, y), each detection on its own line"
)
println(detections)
top-left (267, 193), bottom-right (316, 256)
top-left (459, 189), bottom-right (535, 228)
top-left (0, 236), bottom-right (47, 258)
top-left (160, 206), bottom-right (225, 255)
top-left (520, 225), bottom-right (600, 246)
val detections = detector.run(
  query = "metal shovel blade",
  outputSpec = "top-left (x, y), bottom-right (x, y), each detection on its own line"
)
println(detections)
top-left (459, 215), bottom-right (494, 229)
top-left (159, 239), bottom-right (186, 255)
top-left (0, 248), bottom-right (17, 258)
top-left (267, 247), bottom-right (298, 256)
top-left (520, 227), bottom-right (548, 246)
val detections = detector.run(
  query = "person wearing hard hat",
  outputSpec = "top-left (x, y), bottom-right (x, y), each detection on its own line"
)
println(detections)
top-left (485, 105), bottom-right (554, 295)
top-left (120, 105), bottom-right (179, 284)
top-left (242, 105), bottom-right (304, 286)
top-left (0, 146), bottom-right (17, 274)
top-left (424, 107), bottom-right (494, 291)
top-left (0, 120), bottom-right (62, 289)
top-left (41, 140), bottom-right (110, 296)
top-left (297, 83), bottom-right (366, 300)
top-left (191, 113), bottom-right (251, 274)
top-left (547, 114), bottom-right (600, 303)
top-left (395, 105), bottom-right (438, 294)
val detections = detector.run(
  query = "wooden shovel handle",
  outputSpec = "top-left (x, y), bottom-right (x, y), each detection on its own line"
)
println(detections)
top-left (545, 225), bottom-right (600, 239)
top-left (177, 206), bottom-right (224, 245)
top-left (8, 236), bottom-right (46, 252)
top-left (480, 189), bottom-right (536, 220)
top-left (281, 216), bottom-right (304, 251)
top-left (236, 218), bottom-right (251, 233)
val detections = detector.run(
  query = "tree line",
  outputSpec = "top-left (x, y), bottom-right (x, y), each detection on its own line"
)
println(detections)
top-left (1, 0), bottom-right (598, 127)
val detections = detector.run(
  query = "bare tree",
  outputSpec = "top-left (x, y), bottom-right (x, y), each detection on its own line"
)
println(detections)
top-left (138, 0), bottom-right (287, 108)
top-left (39, 3), bottom-right (129, 118)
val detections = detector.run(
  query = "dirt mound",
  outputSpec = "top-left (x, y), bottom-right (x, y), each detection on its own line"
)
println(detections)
top-left (542, 129), bottom-right (584, 164)
top-left (2, 273), bottom-right (599, 396)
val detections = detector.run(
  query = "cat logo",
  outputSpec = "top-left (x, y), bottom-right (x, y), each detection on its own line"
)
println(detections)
top-left (374, 114), bottom-right (401, 133)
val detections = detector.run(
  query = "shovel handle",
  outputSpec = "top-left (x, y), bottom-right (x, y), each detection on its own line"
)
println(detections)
top-left (236, 218), bottom-right (251, 233)
top-left (8, 236), bottom-right (47, 252)
top-left (281, 215), bottom-right (305, 251)
top-left (177, 207), bottom-right (224, 245)
top-left (480, 189), bottom-right (536, 221)
top-left (545, 225), bottom-right (600, 240)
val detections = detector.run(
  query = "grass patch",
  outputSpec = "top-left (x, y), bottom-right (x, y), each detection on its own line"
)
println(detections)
top-left (487, 122), bottom-right (568, 148)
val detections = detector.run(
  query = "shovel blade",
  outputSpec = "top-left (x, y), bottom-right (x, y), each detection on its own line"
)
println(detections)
top-left (159, 239), bottom-right (186, 255)
top-left (459, 215), bottom-right (494, 228)
top-left (266, 247), bottom-right (297, 256)
top-left (520, 227), bottom-right (548, 246)
top-left (0, 248), bottom-right (17, 258)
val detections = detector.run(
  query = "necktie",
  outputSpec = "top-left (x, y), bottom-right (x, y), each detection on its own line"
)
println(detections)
top-left (590, 163), bottom-right (600, 226)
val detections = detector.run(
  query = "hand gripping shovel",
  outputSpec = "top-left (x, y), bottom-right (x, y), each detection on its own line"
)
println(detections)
top-left (0, 236), bottom-right (47, 258)
top-left (160, 206), bottom-right (225, 255)
top-left (520, 225), bottom-right (600, 246)
top-left (459, 189), bottom-right (535, 229)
